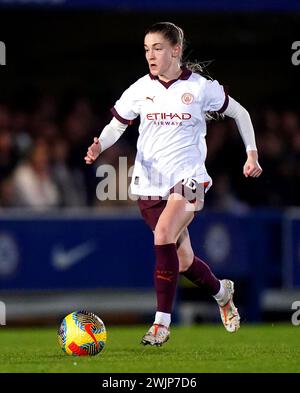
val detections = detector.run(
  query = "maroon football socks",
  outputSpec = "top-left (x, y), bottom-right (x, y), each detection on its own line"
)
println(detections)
top-left (154, 244), bottom-right (220, 316)
top-left (154, 243), bottom-right (179, 313)
top-left (182, 256), bottom-right (220, 295)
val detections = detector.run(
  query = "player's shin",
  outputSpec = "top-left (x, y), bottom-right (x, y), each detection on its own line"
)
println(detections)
top-left (141, 243), bottom-right (178, 346)
top-left (154, 243), bottom-right (179, 318)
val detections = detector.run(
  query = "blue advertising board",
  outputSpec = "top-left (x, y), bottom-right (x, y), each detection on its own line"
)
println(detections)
top-left (0, 214), bottom-right (155, 290)
top-left (0, 210), bottom-right (282, 292)
top-left (283, 211), bottom-right (300, 288)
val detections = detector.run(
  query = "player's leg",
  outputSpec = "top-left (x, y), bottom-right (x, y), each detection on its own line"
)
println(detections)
top-left (177, 228), bottom-right (219, 293)
top-left (141, 193), bottom-right (194, 346)
top-left (177, 228), bottom-right (240, 333)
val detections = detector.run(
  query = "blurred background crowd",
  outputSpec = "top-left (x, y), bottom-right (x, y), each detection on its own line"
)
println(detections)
top-left (0, 95), bottom-right (299, 210)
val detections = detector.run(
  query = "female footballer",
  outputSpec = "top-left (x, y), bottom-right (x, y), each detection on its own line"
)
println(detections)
top-left (85, 22), bottom-right (262, 346)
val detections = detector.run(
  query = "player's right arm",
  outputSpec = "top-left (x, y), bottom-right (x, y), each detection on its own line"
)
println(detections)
top-left (84, 117), bottom-right (128, 164)
top-left (85, 77), bottom-right (143, 164)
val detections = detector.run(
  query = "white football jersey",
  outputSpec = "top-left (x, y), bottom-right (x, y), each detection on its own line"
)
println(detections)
top-left (111, 68), bottom-right (228, 197)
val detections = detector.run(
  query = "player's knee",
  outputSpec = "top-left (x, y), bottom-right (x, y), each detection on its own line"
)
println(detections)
top-left (154, 225), bottom-right (175, 245)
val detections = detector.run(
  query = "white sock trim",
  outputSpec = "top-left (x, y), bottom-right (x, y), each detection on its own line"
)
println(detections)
top-left (213, 280), bottom-right (226, 303)
top-left (154, 312), bottom-right (171, 328)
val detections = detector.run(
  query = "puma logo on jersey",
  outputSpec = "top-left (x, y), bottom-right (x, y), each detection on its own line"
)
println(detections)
top-left (146, 96), bottom-right (155, 103)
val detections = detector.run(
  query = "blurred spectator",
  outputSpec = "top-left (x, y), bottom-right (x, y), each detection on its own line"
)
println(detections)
top-left (281, 110), bottom-right (300, 139)
top-left (206, 173), bottom-right (249, 213)
top-left (0, 105), bottom-right (12, 130)
top-left (11, 110), bottom-right (32, 155)
top-left (0, 128), bottom-right (19, 181)
top-left (0, 176), bottom-right (14, 208)
top-left (51, 138), bottom-right (87, 207)
top-left (263, 109), bottom-right (281, 134)
top-left (11, 139), bottom-right (60, 209)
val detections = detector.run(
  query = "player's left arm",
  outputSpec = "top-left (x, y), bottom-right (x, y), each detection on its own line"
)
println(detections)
top-left (222, 96), bottom-right (263, 178)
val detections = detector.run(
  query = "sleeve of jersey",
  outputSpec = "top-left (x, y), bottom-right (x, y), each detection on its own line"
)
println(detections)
top-left (223, 96), bottom-right (257, 152)
top-left (111, 84), bottom-right (140, 125)
top-left (202, 79), bottom-right (229, 113)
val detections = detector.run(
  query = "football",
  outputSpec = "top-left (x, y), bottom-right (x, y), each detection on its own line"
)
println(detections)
top-left (58, 310), bottom-right (107, 356)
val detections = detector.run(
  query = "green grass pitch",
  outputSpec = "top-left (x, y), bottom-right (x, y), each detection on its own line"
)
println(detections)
top-left (0, 324), bottom-right (299, 373)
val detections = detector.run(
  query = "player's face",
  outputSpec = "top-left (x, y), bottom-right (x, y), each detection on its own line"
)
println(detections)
top-left (144, 32), bottom-right (180, 76)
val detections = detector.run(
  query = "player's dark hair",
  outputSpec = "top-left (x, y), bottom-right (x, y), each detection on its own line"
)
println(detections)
top-left (145, 22), bottom-right (185, 55)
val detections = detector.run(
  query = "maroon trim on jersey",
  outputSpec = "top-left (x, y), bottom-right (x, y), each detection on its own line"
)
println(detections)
top-left (218, 84), bottom-right (229, 113)
top-left (218, 93), bottom-right (229, 114)
top-left (110, 107), bottom-right (134, 125)
top-left (179, 66), bottom-right (193, 80)
top-left (149, 66), bottom-right (192, 89)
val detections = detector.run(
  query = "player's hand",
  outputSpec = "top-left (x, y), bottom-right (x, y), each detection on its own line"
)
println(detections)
top-left (243, 150), bottom-right (263, 178)
top-left (84, 137), bottom-right (102, 164)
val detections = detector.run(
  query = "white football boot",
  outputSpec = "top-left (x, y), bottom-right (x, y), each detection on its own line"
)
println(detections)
top-left (217, 279), bottom-right (240, 333)
top-left (141, 324), bottom-right (170, 346)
